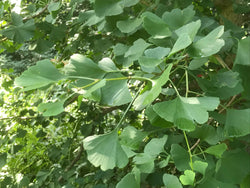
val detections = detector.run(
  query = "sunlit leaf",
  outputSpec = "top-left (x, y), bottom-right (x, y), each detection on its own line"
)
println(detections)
top-left (14, 59), bottom-right (65, 91)
top-left (179, 170), bottom-right (195, 186)
top-left (169, 33), bottom-right (192, 56)
top-left (163, 174), bottom-right (183, 188)
top-left (234, 37), bottom-right (250, 66)
top-left (133, 153), bottom-right (155, 173)
top-left (83, 130), bottom-right (128, 171)
top-left (153, 96), bottom-right (220, 131)
top-left (193, 161), bottom-right (208, 175)
top-left (188, 26), bottom-right (225, 57)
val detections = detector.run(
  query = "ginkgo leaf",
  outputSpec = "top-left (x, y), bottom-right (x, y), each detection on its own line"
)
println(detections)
top-left (38, 99), bottom-right (66, 116)
top-left (142, 11), bottom-right (171, 39)
top-left (14, 59), bottom-right (65, 91)
top-left (83, 130), bottom-right (128, 171)
top-left (153, 96), bottom-right (220, 131)
top-left (1, 13), bottom-right (35, 43)
top-left (188, 26), bottom-right (225, 57)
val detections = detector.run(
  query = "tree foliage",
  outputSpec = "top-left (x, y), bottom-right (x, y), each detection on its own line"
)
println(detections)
top-left (0, 0), bottom-right (250, 187)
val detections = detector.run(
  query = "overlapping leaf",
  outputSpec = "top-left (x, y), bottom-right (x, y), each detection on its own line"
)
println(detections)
top-left (142, 12), bottom-right (171, 39)
top-left (14, 59), bottom-right (65, 91)
top-left (188, 26), bottom-right (225, 57)
top-left (163, 174), bottom-right (183, 188)
top-left (153, 96), bottom-right (220, 131)
top-left (83, 130), bottom-right (128, 171)
top-left (1, 13), bottom-right (35, 43)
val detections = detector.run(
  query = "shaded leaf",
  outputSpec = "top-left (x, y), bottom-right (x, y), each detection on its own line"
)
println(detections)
top-left (224, 109), bottom-right (250, 137)
top-left (205, 143), bottom-right (227, 158)
top-left (144, 47), bottom-right (170, 59)
top-left (162, 5), bottom-right (195, 30)
top-left (215, 149), bottom-right (250, 184)
top-left (83, 130), bottom-right (128, 171)
top-left (94, 0), bottom-right (123, 17)
top-left (120, 126), bottom-right (147, 150)
top-left (170, 144), bottom-right (190, 171)
top-left (142, 11), bottom-right (171, 39)
top-left (117, 18), bottom-right (142, 33)
top-left (175, 20), bottom-right (201, 41)
top-left (0, 153), bottom-right (7, 169)
top-left (14, 59), bottom-right (65, 91)
top-left (234, 37), bottom-right (250, 66)
top-left (188, 57), bottom-right (208, 70)
top-left (116, 173), bottom-right (139, 188)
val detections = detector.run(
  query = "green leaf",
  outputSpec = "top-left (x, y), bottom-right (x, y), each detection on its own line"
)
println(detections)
top-left (193, 161), bottom-right (208, 175)
top-left (163, 174), bottom-right (183, 188)
top-left (0, 153), bottom-right (7, 169)
top-left (234, 37), bottom-right (250, 66)
top-left (94, 0), bottom-right (123, 17)
top-left (124, 38), bottom-right (151, 61)
top-left (170, 144), bottom-right (190, 171)
top-left (188, 57), bottom-right (208, 70)
top-left (179, 170), bottom-right (195, 186)
top-left (133, 153), bottom-right (155, 173)
top-left (83, 130), bottom-right (128, 171)
top-left (144, 135), bottom-right (168, 157)
top-left (169, 33), bottom-right (192, 56)
top-left (38, 99), bottom-right (66, 116)
top-left (215, 149), bottom-right (250, 184)
top-left (64, 54), bottom-right (105, 87)
top-left (14, 59), bottom-right (65, 91)
top-left (120, 0), bottom-right (140, 7)
top-left (144, 47), bottom-right (170, 59)
top-left (113, 43), bottom-right (129, 56)
top-left (162, 5), bottom-right (195, 30)
top-left (142, 11), bottom-right (171, 39)
top-left (188, 26), bottom-right (225, 57)
top-left (145, 106), bottom-right (173, 128)
top-left (224, 109), bottom-right (250, 137)
top-left (175, 20), bottom-right (201, 41)
top-left (120, 126), bottom-right (147, 150)
top-left (48, 2), bottom-right (61, 12)
top-left (214, 71), bottom-right (240, 88)
top-left (205, 143), bottom-right (227, 158)
top-left (116, 173), bottom-right (139, 188)
top-left (188, 124), bottom-right (219, 145)
top-left (98, 58), bottom-right (118, 72)
top-left (117, 18), bottom-right (142, 33)
top-left (100, 73), bottom-right (132, 106)
top-left (143, 64), bottom-right (173, 105)
top-left (197, 177), bottom-right (238, 188)
top-left (153, 96), bottom-right (220, 131)
top-left (1, 18), bottom-right (35, 43)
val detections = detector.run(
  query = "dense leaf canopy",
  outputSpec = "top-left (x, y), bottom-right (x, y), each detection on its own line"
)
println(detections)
top-left (0, 0), bottom-right (250, 187)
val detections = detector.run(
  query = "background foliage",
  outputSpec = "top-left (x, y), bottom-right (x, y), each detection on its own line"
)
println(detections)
top-left (0, 0), bottom-right (250, 187)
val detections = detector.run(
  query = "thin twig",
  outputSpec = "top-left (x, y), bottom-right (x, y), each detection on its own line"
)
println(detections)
top-left (190, 139), bottom-right (200, 151)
